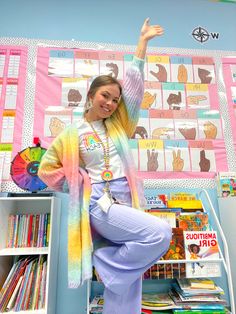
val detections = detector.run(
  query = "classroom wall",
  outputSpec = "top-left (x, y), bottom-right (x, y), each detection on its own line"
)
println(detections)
top-left (0, 0), bottom-right (236, 51)
top-left (1, 0), bottom-right (236, 313)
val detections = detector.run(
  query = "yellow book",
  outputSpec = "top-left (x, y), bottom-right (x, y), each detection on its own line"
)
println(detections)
top-left (167, 199), bottom-right (203, 212)
top-left (190, 278), bottom-right (216, 289)
top-left (169, 192), bottom-right (197, 201)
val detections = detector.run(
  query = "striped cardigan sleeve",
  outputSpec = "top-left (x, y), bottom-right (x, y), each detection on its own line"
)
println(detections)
top-left (111, 56), bottom-right (145, 138)
top-left (38, 126), bottom-right (79, 192)
top-left (38, 131), bottom-right (66, 191)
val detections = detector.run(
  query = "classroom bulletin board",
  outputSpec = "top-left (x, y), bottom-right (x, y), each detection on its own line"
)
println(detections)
top-left (0, 37), bottom-right (236, 192)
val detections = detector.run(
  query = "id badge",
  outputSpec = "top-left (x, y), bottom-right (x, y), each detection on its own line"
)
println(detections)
top-left (97, 192), bottom-right (114, 213)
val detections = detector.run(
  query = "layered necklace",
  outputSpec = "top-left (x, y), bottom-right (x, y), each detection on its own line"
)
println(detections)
top-left (88, 120), bottom-right (113, 196)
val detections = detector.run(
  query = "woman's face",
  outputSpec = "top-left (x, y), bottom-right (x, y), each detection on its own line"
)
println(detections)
top-left (88, 84), bottom-right (120, 121)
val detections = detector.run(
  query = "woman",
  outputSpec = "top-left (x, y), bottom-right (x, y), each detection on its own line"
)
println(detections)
top-left (38, 18), bottom-right (172, 314)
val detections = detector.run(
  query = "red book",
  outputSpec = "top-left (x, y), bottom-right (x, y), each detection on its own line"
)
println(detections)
top-left (27, 214), bottom-right (33, 247)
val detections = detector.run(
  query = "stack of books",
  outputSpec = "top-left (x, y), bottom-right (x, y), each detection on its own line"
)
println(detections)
top-left (169, 278), bottom-right (227, 312)
top-left (141, 292), bottom-right (175, 311)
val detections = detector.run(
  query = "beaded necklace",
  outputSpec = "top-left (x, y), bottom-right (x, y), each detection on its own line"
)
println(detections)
top-left (88, 120), bottom-right (113, 196)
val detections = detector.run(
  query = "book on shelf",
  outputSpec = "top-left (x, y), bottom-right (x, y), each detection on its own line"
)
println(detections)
top-left (176, 292), bottom-right (225, 303)
top-left (33, 255), bottom-right (45, 310)
top-left (183, 231), bottom-right (221, 278)
top-left (89, 295), bottom-right (104, 313)
top-left (146, 207), bottom-right (182, 214)
top-left (167, 199), bottom-right (203, 213)
top-left (141, 293), bottom-right (176, 310)
top-left (217, 171), bottom-right (236, 197)
top-left (175, 279), bottom-right (224, 296)
top-left (5, 275), bottom-right (23, 311)
top-left (173, 309), bottom-right (227, 314)
top-left (188, 278), bottom-right (216, 289)
top-left (14, 257), bottom-right (37, 311)
top-left (162, 227), bottom-right (186, 279)
top-left (169, 192), bottom-right (198, 201)
top-left (144, 191), bottom-right (168, 208)
top-left (33, 214), bottom-right (40, 247)
top-left (142, 310), bottom-right (173, 314)
top-left (22, 259), bottom-right (37, 310)
top-left (178, 212), bottom-right (209, 231)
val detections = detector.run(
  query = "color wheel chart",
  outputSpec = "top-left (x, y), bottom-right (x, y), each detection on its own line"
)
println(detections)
top-left (10, 146), bottom-right (47, 192)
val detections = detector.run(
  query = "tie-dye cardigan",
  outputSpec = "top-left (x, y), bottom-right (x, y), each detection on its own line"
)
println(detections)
top-left (38, 56), bottom-right (146, 288)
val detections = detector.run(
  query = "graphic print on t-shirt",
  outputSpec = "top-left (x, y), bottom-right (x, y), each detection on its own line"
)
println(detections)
top-left (82, 132), bottom-right (102, 151)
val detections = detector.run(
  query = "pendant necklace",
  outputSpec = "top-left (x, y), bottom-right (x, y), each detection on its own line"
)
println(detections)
top-left (88, 120), bottom-right (113, 196)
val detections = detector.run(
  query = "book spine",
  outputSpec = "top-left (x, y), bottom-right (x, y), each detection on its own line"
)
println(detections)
top-left (46, 213), bottom-right (51, 246)
top-left (33, 214), bottom-right (40, 247)
top-left (7, 215), bottom-right (14, 248)
top-left (13, 214), bottom-right (19, 247)
top-left (27, 214), bottom-right (33, 247)
top-left (38, 214), bottom-right (45, 247)
top-left (5, 275), bottom-right (23, 311)
top-left (43, 213), bottom-right (48, 247)
top-left (23, 214), bottom-right (29, 247)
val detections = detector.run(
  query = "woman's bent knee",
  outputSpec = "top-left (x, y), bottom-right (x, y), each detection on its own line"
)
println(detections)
top-left (152, 220), bottom-right (172, 256)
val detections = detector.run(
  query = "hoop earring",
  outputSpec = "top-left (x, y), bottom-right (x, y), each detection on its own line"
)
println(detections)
top-left (85, 100), bottom-right (93, 111)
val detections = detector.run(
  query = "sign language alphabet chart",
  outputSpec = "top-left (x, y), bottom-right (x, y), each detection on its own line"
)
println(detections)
top-left (33, 47), bottom-right (228, 180)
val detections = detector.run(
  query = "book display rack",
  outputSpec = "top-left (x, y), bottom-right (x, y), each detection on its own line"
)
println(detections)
top-left (88, 189), bottom-right (235, 314)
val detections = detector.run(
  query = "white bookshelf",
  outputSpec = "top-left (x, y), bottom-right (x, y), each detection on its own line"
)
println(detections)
top-left (0, 196), bottom-right (61, 314)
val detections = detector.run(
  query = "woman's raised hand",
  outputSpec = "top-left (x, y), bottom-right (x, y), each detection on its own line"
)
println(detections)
top-left (140, 18), bottom-right (164, 41)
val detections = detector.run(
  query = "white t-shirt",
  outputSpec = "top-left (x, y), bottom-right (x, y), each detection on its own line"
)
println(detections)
top-left (78, 118), bottom-right (126, 183)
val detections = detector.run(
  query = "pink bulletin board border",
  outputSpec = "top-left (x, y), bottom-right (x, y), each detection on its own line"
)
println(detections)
top-left (34, 47), bottom-right (62, 148)
top-left (0, 45), bottom-right (28, 181)
top-left (222, 57), bottom-right (236, 158)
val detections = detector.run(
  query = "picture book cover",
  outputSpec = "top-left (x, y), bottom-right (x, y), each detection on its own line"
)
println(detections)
top-left (183, 231), bottom-right (221, 278)
top-left (167, 199), bottom-right (203, 212)
top-left (169, 192), bottom-right (197, 201)
top-left (142, 293), bottom-right (175, 310)
top-left (178, 212), bottom-right (209, 231)
top-left (89, 295), bottom-right (104, 313)
top-left (188, 278), bottom-right (216, 289)
top-left (144, 190), bottom-right (168, 208)
top-left (217, 171), bottom-right (236, 197)
top-left (162, 227), bottom-right (186, 278)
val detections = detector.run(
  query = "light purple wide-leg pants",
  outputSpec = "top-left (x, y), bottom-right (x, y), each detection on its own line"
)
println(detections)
top-left (89, 179), bottom-right (172, 314)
